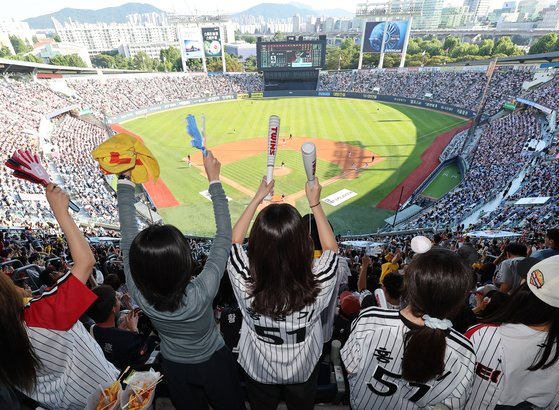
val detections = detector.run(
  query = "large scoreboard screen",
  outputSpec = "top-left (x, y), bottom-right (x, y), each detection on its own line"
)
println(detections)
top-left (257, 40), bottom-right (326, 70)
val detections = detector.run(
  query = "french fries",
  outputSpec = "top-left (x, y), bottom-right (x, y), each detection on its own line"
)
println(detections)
top-left (96, 381), bottom-right (120, 410)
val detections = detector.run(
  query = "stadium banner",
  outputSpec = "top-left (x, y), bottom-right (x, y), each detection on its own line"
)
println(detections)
top-left (201, 27), bottom-right (223, 58)
top-left (468, 230), bottom-right (521, 238)
top-left (363, 21), bottom-right (409, 53)
top-left (180, 27), bottom-right (204, 61)
top-left (250, 92), bottom-right (264, 98)
top-left (263, 90), bottom-right (476, 118)
top-left (237, 93), bottom-right (250, 99)
top-left (514, 196), bottom-right (551, 206)
top-left (108, 95), bottom-right (236, 123)
top-left (515, 97), bottom-right (553, 115)
top-left (322, 189), bottom-right (358, 207)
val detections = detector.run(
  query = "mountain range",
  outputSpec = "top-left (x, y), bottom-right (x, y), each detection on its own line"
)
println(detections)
top-left (24, 3), bottom-right (165, 29)
top-left (23, 2), bottom-right (354, 30)
top-left (233, 3), bottom-right (354, 19)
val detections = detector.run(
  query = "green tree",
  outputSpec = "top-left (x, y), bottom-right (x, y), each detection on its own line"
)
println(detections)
top-left (225, 53), bottom-right (243, 72)
top-left (245, 55), bottom-right (257, 72)
top-left (443, 35), bottom-right (461, 52)
top-left (160, 46), bottom-right (182, 71)
top-left (406, 38), bottom-right (421, 55)
top-left (425, 39), bottom-right (444, 56)
top-left (50, 54), bottom-right (87, 67)
top-left (529, 33), bottom-right (558, 54)
top-left (449, 43), bottom-right (470, 58)
top-left (91, 54), bottom-right (116, 68)
top-left (47, 33), bottom-right (61, 42)
top-left (494, 36), bottom-right (523, 56)
top-left (240, 35), bottom-right (256, 44)
top-left (479, 39), bottom-right (494, 56)
top-left (0, 46), bottom-right (12, 57)
top-left (9, 35), bottom-right (31, 54)
top-left (184, 58), bottom-right (202, 71)
top-left (133, 52), bottom-right (157, 71)
top-left (206, 57), bottom-right (222, 72)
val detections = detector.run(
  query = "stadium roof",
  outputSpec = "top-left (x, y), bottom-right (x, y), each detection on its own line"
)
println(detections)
top-left (457, 51), bottom-right (559, 67)
top-left (0, 58), bottom-right (142, 75)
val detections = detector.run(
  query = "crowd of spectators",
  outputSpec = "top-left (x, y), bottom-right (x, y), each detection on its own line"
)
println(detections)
top-left (474, 138), bottom-right (559, 232)
top-left (3, 210), bottom-right (558, 408)
top-left (319, 68), bottom-right (532, 116)
top-left (522, 73), bottom-right (559, 111)
top-left (48, 114), bottom-right (119, 224)
top-left (0, 78), bottom-right (72, 228)
top-left (400, 110), bottom-right (541, 229)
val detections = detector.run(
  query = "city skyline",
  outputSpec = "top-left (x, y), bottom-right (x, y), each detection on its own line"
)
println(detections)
top-left (7, 0), bottom-right (516, 21)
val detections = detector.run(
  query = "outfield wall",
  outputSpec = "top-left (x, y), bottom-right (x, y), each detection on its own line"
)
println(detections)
top-left (108, 90), bottom-right (475, 124)
top-left (263, 90), bottom-right (477, 118)
top-left (108, 94), bottom-right (236, 123)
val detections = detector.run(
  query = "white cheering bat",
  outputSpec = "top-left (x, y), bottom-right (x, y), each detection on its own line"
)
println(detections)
top-left (301, 142), bottom-right (316, 188)
top-left (265, 115), bottom-right (280, 200)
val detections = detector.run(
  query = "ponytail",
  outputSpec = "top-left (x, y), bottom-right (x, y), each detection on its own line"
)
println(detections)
top-left (402, 327), bottom-right (447, 383)
top-left (400, 248), bottom-right (473, 383)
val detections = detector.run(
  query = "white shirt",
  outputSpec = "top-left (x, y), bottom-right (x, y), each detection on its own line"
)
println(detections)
top-left (466, 323), bottom-right (559, 409)
top-left (227, 244), bottom-right (338, 384)
top-left (342, 307), bottom-right (475, 410)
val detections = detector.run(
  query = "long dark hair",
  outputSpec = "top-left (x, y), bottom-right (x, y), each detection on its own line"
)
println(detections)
top-left (483, 282), bottom-right (559, 370)
top-left (0, 274), bottom-right (40, 391)
top-left (129, 224), bottom-right (193, 312)
top-left (402, 249), bottom-right (472, 383)
top-left (248, 204), bottom-right (318, 318)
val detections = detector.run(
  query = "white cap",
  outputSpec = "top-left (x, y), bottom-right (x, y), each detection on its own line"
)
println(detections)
top-left (411, 235), bottom-right (432, 254)
top-left (527, 255), bottom-right (559, 308)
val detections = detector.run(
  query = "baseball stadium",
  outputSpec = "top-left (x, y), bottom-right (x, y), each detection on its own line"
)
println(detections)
top-left (114, 97), bottom-right (467, 236)
top-left (1, 19), bottom-right (559, 410)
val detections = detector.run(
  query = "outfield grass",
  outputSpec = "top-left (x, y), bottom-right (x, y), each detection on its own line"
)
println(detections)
top-left (421, 162), bottom-right (462, 199)
top-left (122, 98), bottom-right (466, 236)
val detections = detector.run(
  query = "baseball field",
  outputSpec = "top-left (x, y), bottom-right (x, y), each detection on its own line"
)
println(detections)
top-left (117, 97), bottom-right (466, 236)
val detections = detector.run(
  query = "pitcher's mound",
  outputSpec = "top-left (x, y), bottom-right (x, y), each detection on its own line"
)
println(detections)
top-left (274, 166), bottom-right (292, 177)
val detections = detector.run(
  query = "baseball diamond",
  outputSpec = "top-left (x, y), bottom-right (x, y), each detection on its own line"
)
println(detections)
top-left (120, 97), bottom-right (466, 236)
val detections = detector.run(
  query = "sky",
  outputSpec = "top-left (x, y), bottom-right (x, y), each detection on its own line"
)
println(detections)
top-left (6, 0), bottom-right (517, 21)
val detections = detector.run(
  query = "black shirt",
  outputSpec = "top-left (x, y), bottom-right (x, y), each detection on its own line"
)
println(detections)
top-left (90, 325), bottom-right (158, 370)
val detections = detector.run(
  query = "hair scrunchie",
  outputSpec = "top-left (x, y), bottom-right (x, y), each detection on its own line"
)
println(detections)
top-left (422, 314), bottom-right (453, 330)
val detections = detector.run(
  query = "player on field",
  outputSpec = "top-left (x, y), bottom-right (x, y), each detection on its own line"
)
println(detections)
top-left (465, 256), bottom-right (559, 409)
top-left (341, 248), bottom-right (475, 409)
top-left (228, 177), bottom-right (338, 410)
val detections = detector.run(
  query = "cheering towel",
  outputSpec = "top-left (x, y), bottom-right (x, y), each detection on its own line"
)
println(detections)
top-left (92, 133), bottom-right (160, 184)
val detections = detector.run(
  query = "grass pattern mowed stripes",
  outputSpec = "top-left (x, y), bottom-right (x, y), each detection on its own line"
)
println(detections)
top-left (122, 98), bottom-right (466, 236)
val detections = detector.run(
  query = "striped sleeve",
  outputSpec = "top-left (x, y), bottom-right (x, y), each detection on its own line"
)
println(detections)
top-left (464, 324), bottom-right (502, 410)
top-left (227, 244), bottom-right (251, 305)
top-left (24, 271), bottom-right (97, 331)
top-left (314, 251), bottom-right (338, 286)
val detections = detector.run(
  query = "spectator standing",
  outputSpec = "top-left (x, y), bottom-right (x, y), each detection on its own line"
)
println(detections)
top-left (228, 177), bottom-right (338, 410)
top-left (341, 249), bottom-right (475, 409)
top-left (117, 152), bottom-right (244, 410)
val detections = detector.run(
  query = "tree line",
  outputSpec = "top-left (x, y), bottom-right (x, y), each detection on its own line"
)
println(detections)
top-left (3, 31), bottom-right (558, 72)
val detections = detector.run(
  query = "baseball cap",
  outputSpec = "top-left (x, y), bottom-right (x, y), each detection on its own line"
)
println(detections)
top-left (341, 295), bottom-right (361, 316)
top-left (527, 255), bottom-right (559, 308)
top-left (339, 291), bottom-right (353, 301)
